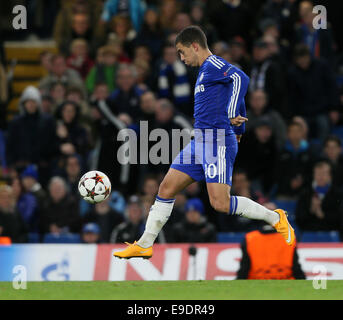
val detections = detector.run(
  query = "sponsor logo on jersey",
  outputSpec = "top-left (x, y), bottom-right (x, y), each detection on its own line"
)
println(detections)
top-left (194, 84), bottom-right (205, 95)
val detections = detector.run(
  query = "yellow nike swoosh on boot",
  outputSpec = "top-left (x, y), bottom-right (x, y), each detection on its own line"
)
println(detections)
top-left (273, 209), bottom-right (296, 246)
top-left (113, 241), bottom-right (153, 259)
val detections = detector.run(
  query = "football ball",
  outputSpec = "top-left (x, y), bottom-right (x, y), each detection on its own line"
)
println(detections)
top-left (78, 170), bottom-right (111, 204)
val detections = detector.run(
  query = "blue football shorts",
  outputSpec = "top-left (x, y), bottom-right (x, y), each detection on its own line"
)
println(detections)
top-left (170, 129), bottom-right (238, 186)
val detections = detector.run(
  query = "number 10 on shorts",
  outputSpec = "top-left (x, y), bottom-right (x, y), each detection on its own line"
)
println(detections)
top-left (205, 163), bottom-right (217, 179)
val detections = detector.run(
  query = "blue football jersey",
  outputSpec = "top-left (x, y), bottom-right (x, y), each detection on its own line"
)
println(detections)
top-left (193, 55), bottom-right (250, 135)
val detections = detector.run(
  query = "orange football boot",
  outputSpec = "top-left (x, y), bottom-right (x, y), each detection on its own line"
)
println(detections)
top-left (273, 209), bottom-right (296, 246)
top-left (113, 241), bottom-right (153, 259)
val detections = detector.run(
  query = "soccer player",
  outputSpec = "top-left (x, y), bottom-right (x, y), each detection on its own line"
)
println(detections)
top-left (113, 26), bottom-right (295, 259)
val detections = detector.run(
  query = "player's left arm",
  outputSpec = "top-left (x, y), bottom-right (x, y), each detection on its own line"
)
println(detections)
top-left (227, 71), bottom-right (249, 141)
top-left (232, 101), bottom-right (247, 142)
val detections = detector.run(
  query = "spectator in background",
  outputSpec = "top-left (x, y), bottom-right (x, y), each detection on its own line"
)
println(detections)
top-left (6, 86), bottom-right (58, 179)
top-left (81, 222), bottom-right (101, 244)
top-left (135, 6), bottom-right (164, 60)
top-left (86, 45), bottom-right (120, 94)
top-left (320, 136), bottom-right (343, 188)
top-left (0, 185), bottom-right (27, 243)
top-left (183, 181), bottom-right (216, 226)
top-left (91, 82), bottom-right (110, 103)
top-left (228, 37), bottom-right (250, 74)
top-left (169, 198), bottom-right (216, 243)
top-left (292, 115), bottom-right (309, 140)
top-left (295, 161), bottom-right (343, 239)
top-left (139, 90), bottom-right (157, 123)
top-left (246, 89), bottom-right (287, 150)
top-left (262, 33), bottom-right (288, 72)
top-left (54, 6), bottom-right (105, 57)
top-left (65, 85), bottom-right (91, 122)
top-left (249, 38), bottom-right (287, 118)
top-left (184, 181), bottom-right (202, 200)
top-left (158, 0), bottom-right (180, 34)
top-left (258, 0), bottom-right (298, 44)
top-left (212, 41), bottom-right (229, 57)
top-left (20, 165), bottom-right (47, 207)
top-left (172, 12), bottom-right (192, 35)
top-left (236, 223), bottom-right (305, 279)
top-left (140, 175), bottom-right (159, 203)
top-left (163, 191), bottom-right (187, 233)
top-left (89, 83), bottom-right (132, 194)
top-left (107, 15), bottom-right (137, 57)
top-left (136, 92), bottom-right (158, 183)
top-left (55, 101), bottom-right (91, 158)
top-left (107, 63), bottom-right (145, 126)
top-left (83, 197), bottom-right (124, 243)
top-left (66, 38), bottom-right (94, 79)
top-left (217, 170), bottom-right (269, 232)
top-left (0, 59), bottom-right (8, 130)
top-left (40, 176), bottom-right (80, 235)
top-left (0, 133), bottom-right (7, 185)
top-left (189, 1), bottom-right (218, 48)
top-left (275, 121), bottom-right (312, 199)
top-left (133, 44), bottom-right (152, 67)
top-left (100, 0), bottom-right (147, 33)
top-left (157, 43), bottom-right (192, 117)
top-left (110, 195), bottom-right (149, 243)
top-left (133, 58), bottom-right (151, 91)
top-left (54, 154), bottom-right (84, 197)
top-left (288, 44), bottom-right (339, 141)
top-left (132, 45), bottom-right (153, 87)
top-left (39, 54), bottom-right (85, 96)
top-left (108, 190), bottom-right (127, 216)
top-left (107, 39), bottom-right (131, 63)
top-left (236, 117), bottom-right (278, 194)
top-left (154, 98), bottom-right (193, 132)
top-left (209, 0), bottom-right (253, 45)
top-left (11, 178), bottom-right (38, 233)
top-left (152, 98), bottom-right (193, 174)
top-left (50, 81), bottom-right (67, 112)
top-left (39, 50), bottom-right (54, 76)
top-left (328, 85), bottom-right (343, 130)
top-left (231, 169), bottom-right (268, 204)
top-left (259, 18), bottom-right (280, 40)
top-left (295, 0), bottom-right (335, 63)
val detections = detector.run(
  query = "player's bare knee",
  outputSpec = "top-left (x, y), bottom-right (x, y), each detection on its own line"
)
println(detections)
top-left (158, 179), bottom-right (176, 199)
top-left (210, 196), bottom-right (230, 213)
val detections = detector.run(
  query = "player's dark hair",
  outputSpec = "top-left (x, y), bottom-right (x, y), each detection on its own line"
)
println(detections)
top-left (175, 25), bottom-right (208, 49)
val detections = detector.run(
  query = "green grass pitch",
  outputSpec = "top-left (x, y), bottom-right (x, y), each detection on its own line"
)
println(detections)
top-left (1, 280), bottom-right (343, 300)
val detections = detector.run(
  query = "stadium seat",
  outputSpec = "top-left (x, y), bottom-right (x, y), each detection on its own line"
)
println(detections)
top-left (4, 41), bottom-right (58, 118)
top-left (300, 231), bottom-right (340, 242)
top-left (272, 199), bottom-right (297, 223)
top-left (331, 126), bottom-right (343, 142)
top-left (217, 232), bottom-right (246, 243)
top-left (43, 233), bottom-right (81, 244)
top-left (28, 233), bottom-right (40, 243)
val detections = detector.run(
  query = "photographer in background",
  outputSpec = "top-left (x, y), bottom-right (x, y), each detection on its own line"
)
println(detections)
top-left (237, 223), bottom-right (305, 279)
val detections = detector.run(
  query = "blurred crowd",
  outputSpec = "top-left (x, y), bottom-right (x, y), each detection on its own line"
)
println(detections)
top-left (0, 0), bottom-right (343, 244)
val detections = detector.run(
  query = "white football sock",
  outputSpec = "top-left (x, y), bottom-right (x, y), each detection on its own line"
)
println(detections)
top-left (137, 196), bottom-right (175, 248)
top-left (231, 196), bottom-right (280, 226)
